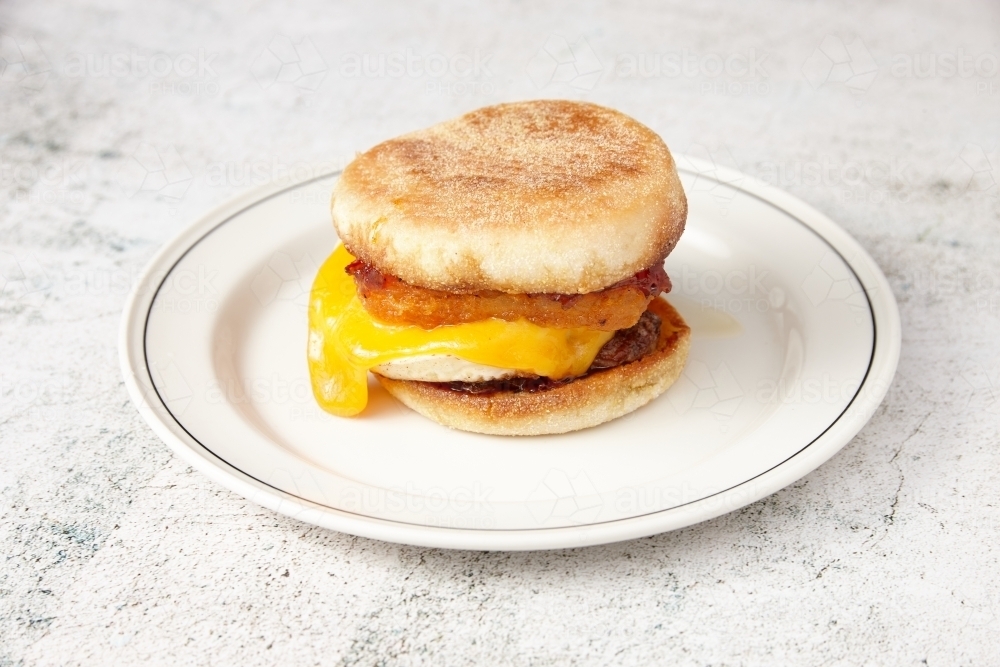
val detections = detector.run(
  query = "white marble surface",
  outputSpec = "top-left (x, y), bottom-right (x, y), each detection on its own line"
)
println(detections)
top-left (2, 0), bottom-right (999, 664)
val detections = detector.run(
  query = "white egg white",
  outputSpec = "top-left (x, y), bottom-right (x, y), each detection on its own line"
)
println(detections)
top-left (373, 355), bottom-right (516, 382)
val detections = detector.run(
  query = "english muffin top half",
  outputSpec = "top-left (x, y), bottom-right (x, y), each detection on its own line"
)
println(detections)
top-left (332, 100), bottom-right (687, 295)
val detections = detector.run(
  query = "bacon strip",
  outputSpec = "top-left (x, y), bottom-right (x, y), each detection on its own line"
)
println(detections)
top-left (346, 260), bottom-right (670, 331)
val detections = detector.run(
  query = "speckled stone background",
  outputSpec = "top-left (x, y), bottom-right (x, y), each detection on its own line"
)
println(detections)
top-left (2, 0), bottom-right (999, 664)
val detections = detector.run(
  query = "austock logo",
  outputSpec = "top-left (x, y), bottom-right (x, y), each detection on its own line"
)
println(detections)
top-left (0, 256), bottom-right (156, 309)
top-left (944, 144), bottom-right (998, 195)
top-left (0, 252), bottom-right (49, 301)
top-left (338, 481), bottom-right (495, 526)
top-left (251, 35), bottom-right (327, 92)
top-left (148, 361), bottom-right (194, 417)
top-left (63, 48), bottom-right (219, 96)
top-left (63, 49), bottom-right (218, 79)
top-left (250, 251), bottom-right (319, 310)
top-left (525, 467), bottom-right (763, 525)
top-left (204, 156), bottom-right (351, 191)
top-left (802, 35), bottom-right (878, 94)
top-left (1, 157), bottom-right (90, 205)
top-left (2, 371), bottom-right (126, 420)
top-left (754, 374), bottom-right (862, 406)
top-left (115, 143), bottom-right (194, 200)
top-left (339, 48), bottom-right (494, 79)
top-left (667, 359), bottom-right (744, 430)
top-left (615, 47), bottom-right (770, 97)
top-left (961, 363), bottom-right (1000, 413)
top-left (801, 252), bottom-right (869, 325)
top-left (155, 265), bottom-right (219, 313)
top-left (338, 46), bottom-right (495, 97)
top-left (674, 264), bottom-right (775, 315)
top-left (615, 48), bottom-right (769, 80)
top-left (753, 156), bottom-right (916, 193)
top-left (0, 33), bottom-right (52, 91)
top-left (527, 35), bottom-right (603, 91)
top-left (890, 49), bottom-right (998, 80)
top-left (678, 144), bottom-right (745, 212)
top-left (527, 469), bottom-right (602, 524)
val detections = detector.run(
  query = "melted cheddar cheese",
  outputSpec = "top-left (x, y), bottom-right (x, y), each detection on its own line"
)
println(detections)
top-left (307, 245), bottom-right (614, 416)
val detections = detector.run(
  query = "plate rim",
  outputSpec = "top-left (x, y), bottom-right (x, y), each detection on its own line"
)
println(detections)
top-left (119, 157), bottom-right (901, 551)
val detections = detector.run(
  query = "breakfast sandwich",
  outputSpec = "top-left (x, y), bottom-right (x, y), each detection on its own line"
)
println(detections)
top-left (308, 100), bottom-right (690, 435)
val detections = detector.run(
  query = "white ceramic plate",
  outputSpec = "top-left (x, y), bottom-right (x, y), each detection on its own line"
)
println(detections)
top-left (120, 157), bottom-right (900, 551)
